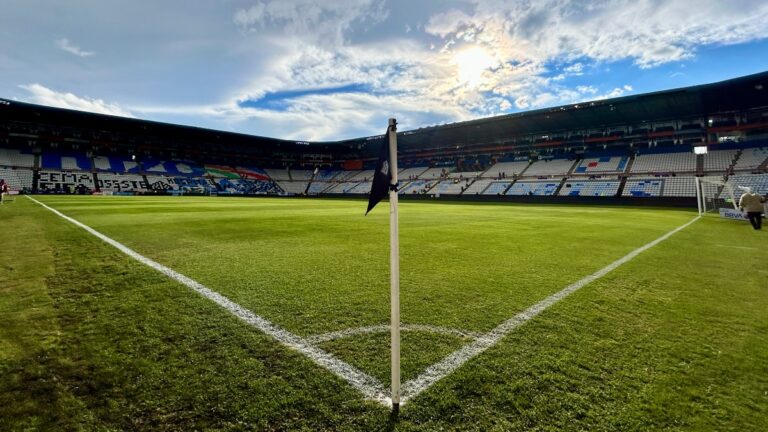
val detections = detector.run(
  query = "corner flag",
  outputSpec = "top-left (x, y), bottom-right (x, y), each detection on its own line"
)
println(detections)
top-left (365, 119), bottom-right (401, 410)
top-left (365, 123), bottom-right (397, 215)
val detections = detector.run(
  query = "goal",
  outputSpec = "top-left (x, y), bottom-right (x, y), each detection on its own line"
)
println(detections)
top-left (695, 176), bottom-right (740, 215)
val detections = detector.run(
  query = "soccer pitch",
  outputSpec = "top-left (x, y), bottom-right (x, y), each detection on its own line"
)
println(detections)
top-left (2, 196), bottom-right (766, 430)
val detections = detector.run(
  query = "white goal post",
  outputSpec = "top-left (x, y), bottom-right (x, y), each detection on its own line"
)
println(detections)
top-left (695, 176), bottom-right (740, 215)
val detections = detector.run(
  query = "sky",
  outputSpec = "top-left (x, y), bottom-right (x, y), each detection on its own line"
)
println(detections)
top-left (1, 0), bottom-right (768, 141)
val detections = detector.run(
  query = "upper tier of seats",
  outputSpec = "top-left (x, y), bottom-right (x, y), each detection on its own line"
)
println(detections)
top-left (524, 158), bottom-right (575, 177)
top-left (631, 151), bottom-right (696, 173)
top-left (733, 147), bottom-right (768, 171)
top-left (93, 155), bottom-right (140, 173)
top-left (0, 148), bottom-right (35, 168)
top-left (573, 157), bottom-right (628, 174)
top-left (483, 161), bottom-right (529, 178)
top-left (41, 151), bottom-right (92, 171)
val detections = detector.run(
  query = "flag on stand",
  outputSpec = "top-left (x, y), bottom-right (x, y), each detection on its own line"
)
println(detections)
top-left (365, 126), bottom-right (395, 215)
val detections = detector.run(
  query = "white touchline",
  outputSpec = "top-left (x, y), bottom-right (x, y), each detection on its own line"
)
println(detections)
top-left (26, 196), bottom-right (392, 406)
top-left (398, 215), bottom-right (701, 404)
top-left (28, 195), bottom-right (700, 408)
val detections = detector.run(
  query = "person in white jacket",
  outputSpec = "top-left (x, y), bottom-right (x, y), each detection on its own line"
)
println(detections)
top-left (739, 188), bottom-right (766, 230)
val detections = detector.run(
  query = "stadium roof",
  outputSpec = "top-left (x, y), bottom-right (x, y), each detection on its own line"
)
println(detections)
top-left (2, 71), bottom-right (767, 157)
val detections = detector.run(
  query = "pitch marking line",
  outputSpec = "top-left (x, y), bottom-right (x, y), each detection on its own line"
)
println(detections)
top-left (27, 196), bottom-right (392, 406)
top-left (29, 195), bottom-right (700, 408)
top-left (307, 324), bottom-right (481, 344)
top-left (399, 215), bottom-right (701, 404)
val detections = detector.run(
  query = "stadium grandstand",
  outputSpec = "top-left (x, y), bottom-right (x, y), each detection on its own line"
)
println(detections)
top-left (1, 71), bottom-right (767, 204)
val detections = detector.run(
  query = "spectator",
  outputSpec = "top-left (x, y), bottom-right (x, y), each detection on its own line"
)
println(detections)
top-left (739, 188), bottom-right (766, 230)
top-left (0, 179), bottom-right (7, 203)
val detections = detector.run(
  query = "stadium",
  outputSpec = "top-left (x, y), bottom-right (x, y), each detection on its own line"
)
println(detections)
top-left (2, 2), bottom-right (768, 431)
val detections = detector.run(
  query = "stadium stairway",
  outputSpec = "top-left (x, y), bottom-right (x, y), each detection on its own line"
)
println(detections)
top-left (696, 154), bottom-right (704, 175)
top-left (514, 160), bottom-right (533, 177)
top-left (728, 150), bottom-right (742, 174)
top-left (623, 154), bottom-right (636, 175)
top-left (759, 156), bottom-right (768, 172)
top-left (552, 177), bottom-right (568, 196)
top-left (566, 157), bottom-right (581, 176)
top-left (501, 179), bottom-right (516, 195)
top-left (616, 177), bottom-right (628, 196)
top-left (31, 169), bottom-right (40, 192)
top-left (458, 177), bottom-right (477, 196)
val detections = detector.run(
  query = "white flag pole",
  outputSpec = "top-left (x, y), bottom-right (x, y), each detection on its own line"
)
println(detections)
top-left (388, 118), bottom-right (401, 410)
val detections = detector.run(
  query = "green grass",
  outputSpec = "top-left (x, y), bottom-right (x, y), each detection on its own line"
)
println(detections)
top-left (1, 195), bottom-right (766, 431)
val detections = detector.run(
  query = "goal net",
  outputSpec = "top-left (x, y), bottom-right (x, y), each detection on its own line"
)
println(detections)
top-left (695, 176), bottom-right (768, 217)
top-left (695, 177), bottom-right (739, 214)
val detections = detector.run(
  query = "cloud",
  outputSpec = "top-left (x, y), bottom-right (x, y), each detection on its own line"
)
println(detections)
top-left (55, 38), bottom-right (94, 57)
top-left (19, 84), bottom-right (133, 118)
top-left (234, 0), bottom-right (388, 45)
top-left (7, 0), bottom-right (765, 140)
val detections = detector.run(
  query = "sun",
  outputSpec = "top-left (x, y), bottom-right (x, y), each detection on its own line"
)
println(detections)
top-left (453, 46), bottom-right (495, 88)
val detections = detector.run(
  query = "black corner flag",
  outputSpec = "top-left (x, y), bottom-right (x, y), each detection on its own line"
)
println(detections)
top-left (365, 123), bottom-right (396, 215)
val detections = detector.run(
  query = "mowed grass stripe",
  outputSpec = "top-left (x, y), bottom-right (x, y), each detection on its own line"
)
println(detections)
top-left (26, 196), bottom-right (393, 405)
top-left (34, 196), bottom-right (696, 337)
top-left (3, 196), bottom-right (766, 430)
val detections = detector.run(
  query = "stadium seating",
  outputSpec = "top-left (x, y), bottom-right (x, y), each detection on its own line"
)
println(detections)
top-left (40, 151), bottom-right (91, 171)
top-left (573, 157), bottom-right (627, 173)
top-left (290, 170), bottom-right (314, 180)
top-left (204, 165), bottom-right (241, 178)
top-left (622, 178), bottom-right (663, 197)
top-left (660, 176), bottom-right (697, 197)
top-left (448, 171), bottom-right (482, 179)
top-left (702, 149), bottom-right (738, 172)
top-left (332, 170), bottom-right (362, 181)
top-left (727, 174), bottom-right (768, 195)
top-left (307, 181), bottom-right (334, 194)
top-left (313, 170), bottom-right (342, 181)
top-left (346, 170), bottom-right (375, 182)
top-left (399, 180), bottom-right (433, 194)
top-left (38, 170), bottom-right (95, 191)
top-left (215, 178), bottom-right (280, 195)
top-left (506, 181), bottom-right (560, 196)
top-left (483, 161), bottom-right (529, 178)
top-left (346, 181), bottom-right (372, 194)
top-left (0, 167), bottom-right (34, 191)
top-left (732, 147), bottom-right (768, 171)
top-left (265, 168), bottom-right (291, 180)
top-left (0, 148), bottom-right (35, 168)
top-left (482, 181), bottom-right (511, 195)
top-left (631, 151), bottom-right (696, 173)
top-left (399, 166), bottom-right (429, 179)
top-left (143, 160), bottom-right (205, 177)
top-left (93, 155), bottom-right (140, 173)
top-left (419, 167), bottom-right (452, 179)
top-left (326, 182), bottom-right (361, 194)
top-left (233, 166), bottom-right (272, 181)
top-left (524, 158), bottom-right (576, 176)
top-left (276, 181), bottom-right (309, 194)
top-left (462, 179), bottom-right (493, 194)
top-left (560, 180), bottom-right (620, 197)
top-left (97, 173), bottom-right (149, 192)
top-left (428, 179), bottom-right (469, 195)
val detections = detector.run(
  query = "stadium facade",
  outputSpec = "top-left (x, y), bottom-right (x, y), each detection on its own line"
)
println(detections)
top-left (1, 71), bottom-right (767, 204)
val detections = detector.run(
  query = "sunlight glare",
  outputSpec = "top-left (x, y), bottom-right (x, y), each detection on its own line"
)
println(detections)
top-left (453, 46), bottom-right (495, 88)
